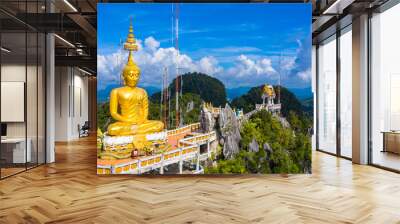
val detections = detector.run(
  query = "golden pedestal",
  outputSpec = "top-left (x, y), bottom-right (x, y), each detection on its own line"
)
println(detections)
top-left (99, 132), bottom-right (169, 160)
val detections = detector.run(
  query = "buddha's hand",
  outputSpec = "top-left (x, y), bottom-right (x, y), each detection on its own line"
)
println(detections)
top-left (135, 118), bottom-right (147, 124)
top-left (124, 118), bottom-right (139, 124)
top-left (125, 117), bottom-right (146, 124)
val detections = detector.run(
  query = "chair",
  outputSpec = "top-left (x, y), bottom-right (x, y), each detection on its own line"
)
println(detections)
top-left (79, 121), bottom-right (90, 138)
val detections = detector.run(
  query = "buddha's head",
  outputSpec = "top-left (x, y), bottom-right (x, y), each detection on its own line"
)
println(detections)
top-left (122, 53), bottom-right (140, 87)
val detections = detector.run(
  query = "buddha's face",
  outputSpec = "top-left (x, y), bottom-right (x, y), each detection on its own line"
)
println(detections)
top-left (123, 70), bottom-right (139, 87)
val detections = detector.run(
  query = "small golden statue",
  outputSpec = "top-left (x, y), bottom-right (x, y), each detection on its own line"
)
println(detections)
top-left (107, 20), bottom-right (164, 137)
top-left (262, 84), bottom-right (275, 106)
top-left (262, 84), bottom-right (275, 98)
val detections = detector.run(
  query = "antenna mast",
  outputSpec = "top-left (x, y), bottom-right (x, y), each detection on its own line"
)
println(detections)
top-left (119, 38), bottom-right (122, 86)
top-left (174, 3), bottom-right (180, 128)
top-left (162, 67), bottom-right (169, 128)
top-left (161, 69), bottom-right (164, 121)
top-left (278, 52), bottom-right (282, 104)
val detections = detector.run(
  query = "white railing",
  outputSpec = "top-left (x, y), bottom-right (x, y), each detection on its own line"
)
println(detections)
top-left (111, 144), bottom-right (199, 174)
top-left (166, 123), bottom-right (201, 136)
top-left (178, 131), bottom-right (216, 147)
top-left (98, 122), bottom-right (218, 174)
top-left (108, 130), bottom-right (217, 174)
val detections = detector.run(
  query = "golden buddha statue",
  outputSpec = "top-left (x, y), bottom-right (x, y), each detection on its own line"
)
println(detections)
top-left (262, 84), bottom-right (275, 97)
top-left (107, 21), bottom-right (164, 136)
top-left (262, 84), bottom-right (276, 106)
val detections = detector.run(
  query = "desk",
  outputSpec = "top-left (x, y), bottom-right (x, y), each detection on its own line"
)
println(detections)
top-left (1, 138), bottom-right (31, 163)
top-left (382, 131), bottom-right (400, 154)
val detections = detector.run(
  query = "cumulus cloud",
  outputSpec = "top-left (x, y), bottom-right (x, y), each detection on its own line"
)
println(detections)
top-left (144, 36), bottom-right (160, 52)
top-left (97, 51), bottom-right (127, 88)
top-left (281, 37), bottom-right (312, 88)
top-left (98, 36), bottom-right (224, 89)
top-left (227, 55), bottom-right (275, 77)
top-left (280, 57), bottom-right (296, 71)
top-left (297, 69), bottom-right (311, 81)
top-left (197, 56), bottom-right (223, 75)
top-left (98, 36), bottom-right (310, 89)
top-left (215, 55), bottom-right (278, 87)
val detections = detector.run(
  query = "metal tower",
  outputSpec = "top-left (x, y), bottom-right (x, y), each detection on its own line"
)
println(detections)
top-left (174, 3), bottom-right (180, 128)
top-left (161, 67), bottom-right (169, 129)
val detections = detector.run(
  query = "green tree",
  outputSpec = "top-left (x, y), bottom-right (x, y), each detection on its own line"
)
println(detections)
top-left (151, 72), bottom-right (227, 106)
top-left (206, 110), bottom-right (311, 174)
top-left (152, 93), bottom-right (203, 129)
top-left (97, 102), bottom-right (114, 132)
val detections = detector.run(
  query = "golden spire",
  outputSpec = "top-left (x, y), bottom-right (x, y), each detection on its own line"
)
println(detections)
top-left (124, 18), bottom-right (138, 52)
top-left (122, 18), bottom-right (140, 79)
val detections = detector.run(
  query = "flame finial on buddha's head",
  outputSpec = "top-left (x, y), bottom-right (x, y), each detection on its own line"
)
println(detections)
top-left (122, 18), bottom-right (140, 86)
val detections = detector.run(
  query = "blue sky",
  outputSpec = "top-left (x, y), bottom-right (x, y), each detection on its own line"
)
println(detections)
top-left (98, 3), bottom-right (311, 90)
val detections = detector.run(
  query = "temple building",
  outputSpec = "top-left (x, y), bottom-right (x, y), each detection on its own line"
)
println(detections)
top-left (255, 84), bottom-right (281, 115)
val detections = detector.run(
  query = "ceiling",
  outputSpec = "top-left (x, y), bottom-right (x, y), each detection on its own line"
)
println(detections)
top-left (311, 0), bottom-right (391, 44)
top-left (2, 0), bottom-right (394, 74)
top-left (0, 0), bottom-right (97, 74)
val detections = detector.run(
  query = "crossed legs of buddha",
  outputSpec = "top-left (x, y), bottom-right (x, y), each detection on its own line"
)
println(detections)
top-left (107, 120), bottom-right (164, 136)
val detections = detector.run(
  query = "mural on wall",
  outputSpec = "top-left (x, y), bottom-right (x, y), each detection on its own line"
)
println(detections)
top-left (97, 3), bottom-right (312, 174)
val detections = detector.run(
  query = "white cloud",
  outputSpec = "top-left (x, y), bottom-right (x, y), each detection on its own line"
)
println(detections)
top-left (97, 51), bottom-right (127, 89)
top-left (98, 36), bottom-right (289, 89)
top-left (297, 69), bottom-right (311, 81)
top-left (144, 36), bottom-right (160, 52)
top-left (296, 39), bottom-right (302, 48)
top-left (278, 38), bottom-right (312, 88)
top-left (281, 57), bottom-right (296, 71)
top-left (196, 56), bottom-right (223, 75)
top-left (227, 54), bottom-right (275, 77)
top-left (98, 36), bottom-right (224, 89)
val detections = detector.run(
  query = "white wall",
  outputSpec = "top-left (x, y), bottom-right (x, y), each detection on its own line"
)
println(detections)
top-left (54, 67), bottom-right (89, 141)
top-left (55, 66), bottom-right (69, 141)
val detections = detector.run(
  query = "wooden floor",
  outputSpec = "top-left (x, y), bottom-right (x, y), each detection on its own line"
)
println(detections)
top-left (1, 136), bottom-right (400, 224)
top-left (1, 167), bottom-right (26, 178)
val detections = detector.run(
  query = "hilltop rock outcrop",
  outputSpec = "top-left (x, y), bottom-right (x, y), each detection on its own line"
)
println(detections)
top-left (219, 104), bottom-right (241, 159)
top-left (200, 105), bottom-right (215, 133)
top-left (249, 138), bottom-right (259, 153)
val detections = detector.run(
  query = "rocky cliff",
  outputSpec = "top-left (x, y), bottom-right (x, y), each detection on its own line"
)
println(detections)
top-left (218, 104), bottom-right (241, 159)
